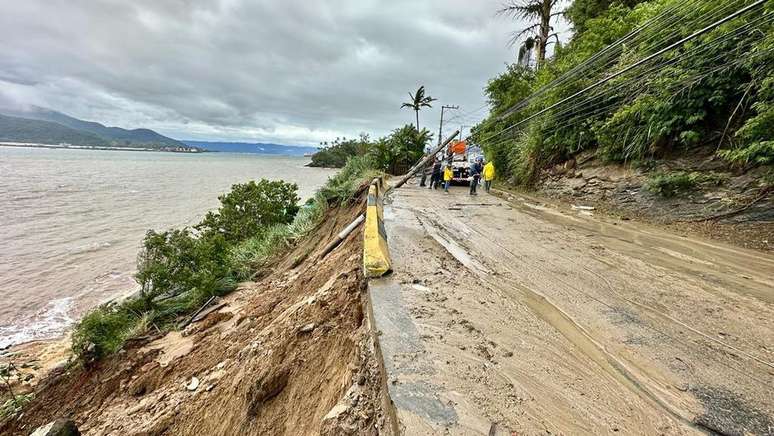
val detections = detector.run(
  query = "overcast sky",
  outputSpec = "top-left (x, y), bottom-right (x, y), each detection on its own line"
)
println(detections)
top-left (0, 0), bottom-right (553, 146)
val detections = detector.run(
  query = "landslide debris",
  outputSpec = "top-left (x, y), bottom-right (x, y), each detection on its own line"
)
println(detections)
top-left (1, 194), bottom-right (393, 436)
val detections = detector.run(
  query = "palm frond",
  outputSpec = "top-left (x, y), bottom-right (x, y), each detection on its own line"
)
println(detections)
top-left (497, 0), bottom-right (543, 20)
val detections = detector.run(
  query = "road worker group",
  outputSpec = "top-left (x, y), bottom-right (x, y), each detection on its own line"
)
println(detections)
top-left (419, 140), bottom-right (495, 196)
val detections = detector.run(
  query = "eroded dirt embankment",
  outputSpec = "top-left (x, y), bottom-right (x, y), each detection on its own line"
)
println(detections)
top-left (535, 148), bottom-right (773, 252)
top-left (1, 192), bottom-right (393, 436)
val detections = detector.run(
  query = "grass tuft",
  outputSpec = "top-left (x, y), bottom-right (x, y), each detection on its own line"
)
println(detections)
top-left (646, 171), bottom-right (726, 197)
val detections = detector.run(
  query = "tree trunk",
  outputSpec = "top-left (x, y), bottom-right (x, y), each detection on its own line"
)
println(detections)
top-left (415, 110), bottom-right (420, 130)
top-left (537, 0), bottom-right (551, 68)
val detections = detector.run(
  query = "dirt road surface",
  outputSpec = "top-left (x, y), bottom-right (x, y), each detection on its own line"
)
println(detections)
top-left (378, 182), bottom-right (774, 435)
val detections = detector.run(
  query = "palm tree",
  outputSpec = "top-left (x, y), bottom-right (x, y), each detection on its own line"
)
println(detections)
top-left (401, 86), bottom-right (437, 130)
top-left (518, 37), bottom-right (536, 67)
top-left (498, 0), bottom-right (562, 68)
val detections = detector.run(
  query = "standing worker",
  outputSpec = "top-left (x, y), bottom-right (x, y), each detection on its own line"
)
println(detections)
top-left (483, 159), bottom-right (495, 193)
top-left (469, 156), bottom-right (483, 196)
top-left (443, 163), bottom-right (453, 193)
top-left (419, 160), bottom-right (429, 187)
top-left (430, 158), bottom-right (442, 190)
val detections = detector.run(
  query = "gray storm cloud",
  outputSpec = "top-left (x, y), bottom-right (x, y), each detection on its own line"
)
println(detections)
top-left (0, 0), bottom-right (537, 145)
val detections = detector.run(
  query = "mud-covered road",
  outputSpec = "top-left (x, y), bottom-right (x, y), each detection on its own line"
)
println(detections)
top-left (380, 183), bottom-right (774, 435)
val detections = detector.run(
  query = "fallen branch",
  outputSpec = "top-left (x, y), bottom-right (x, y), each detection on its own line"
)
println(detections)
top-left (716, 80), bottom-right (755, 151)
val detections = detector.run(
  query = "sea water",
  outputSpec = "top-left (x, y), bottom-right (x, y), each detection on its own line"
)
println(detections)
top-left (0, 146), bottom-right (334, 347)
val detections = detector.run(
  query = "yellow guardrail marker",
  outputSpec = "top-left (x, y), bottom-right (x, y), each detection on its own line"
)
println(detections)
top-left (363, 177), bottom-right (392, 278)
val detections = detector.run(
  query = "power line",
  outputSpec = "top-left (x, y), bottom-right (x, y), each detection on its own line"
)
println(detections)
top-left (478, 44), bottom-right (773, 154)
top-left (475, 0), bottom-right (768, 145)
top-left (529, 15), bottom-right (774, 132)
top-left (493, 0), bottom-right (734, 121)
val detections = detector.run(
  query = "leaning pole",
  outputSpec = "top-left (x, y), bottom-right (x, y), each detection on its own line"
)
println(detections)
top-left (320, 130), bottom-right (460, 259)
top-left (388, 130), bottom-right (459, 193)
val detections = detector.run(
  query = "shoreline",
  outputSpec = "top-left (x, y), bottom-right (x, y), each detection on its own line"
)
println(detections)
top-left (0, 142), bottom-right (202, 153)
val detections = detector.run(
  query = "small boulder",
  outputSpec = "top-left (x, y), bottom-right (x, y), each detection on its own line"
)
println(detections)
top-left (30, 419), bottom-right (80, 436)
top-left (298, 323), bottom-right (316, 334)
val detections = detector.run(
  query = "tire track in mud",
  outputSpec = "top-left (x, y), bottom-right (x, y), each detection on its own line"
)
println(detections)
top-left (464, 221), bottom-right (774, 433)
top-left (407, 190), bottom-right (774, 434)
top-left (413, 210), bottom-right (708, 433)
top-left (461, 214), bottom-right (774, 382)
top-left (499, 192), bottom-right (774, 304)
top-left (584, 256), bottom-right (774, 376)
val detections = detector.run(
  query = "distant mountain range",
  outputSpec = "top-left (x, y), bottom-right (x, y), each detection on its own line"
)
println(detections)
top-left (182, 140), bottom-right (318, 156)
top-left (0, 106), bottom-right (320, 156)
top-left (0, 106), bottom-right (195, 151)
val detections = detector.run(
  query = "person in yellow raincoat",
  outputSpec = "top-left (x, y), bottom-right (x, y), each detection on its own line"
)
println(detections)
top-left (483, 160), bottom-right (495, 192)
top-left (443, 164), bottom-right (453, 193)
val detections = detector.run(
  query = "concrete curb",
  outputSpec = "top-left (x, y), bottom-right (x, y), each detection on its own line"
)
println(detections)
top-left (363, 280), bottom-right (402, 435)
top-left (361, 176), bottom-right (401, 434)
top-left (363, 177), bottom-right (392, 278)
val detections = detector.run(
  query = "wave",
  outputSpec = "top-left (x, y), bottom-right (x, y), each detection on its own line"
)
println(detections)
top-left (9, 194), bottom-right (46, 202)
top-left (68, 241), bottom-right (114, 255)
top-left (0, 298), bottom-right (74, 349)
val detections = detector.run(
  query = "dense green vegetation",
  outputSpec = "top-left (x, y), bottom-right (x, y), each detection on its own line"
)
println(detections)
top-left (310, 135), bottom-right (371, 168)
top-left (71, 159), bottom-right (377, 361)
top-left (197, 180), bottom-right (300, 243)
top-left (473, 0), bottom-right (774, 186)
top-left (309, 124), bottom-right (432, 173)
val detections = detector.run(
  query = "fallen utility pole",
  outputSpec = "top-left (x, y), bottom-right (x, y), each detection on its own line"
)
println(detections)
top-left (321, 130), bottom-right (459, 259)
top-left (389, 129), bottom-right (460, 193)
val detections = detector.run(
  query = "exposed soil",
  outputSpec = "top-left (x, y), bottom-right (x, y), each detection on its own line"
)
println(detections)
top-left (1, 193), bottom-right (394, 436)
top-left (0, 337), bottom-right (71, 397)
top-left (380, 183), bottom-right (774, 435)
top-left (536, 148), bottom-right (773, 252)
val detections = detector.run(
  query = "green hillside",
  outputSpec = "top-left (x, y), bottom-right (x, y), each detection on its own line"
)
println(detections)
top-left (0, 107), bottom-right (190, 149)
top-left (0, 114), bottom-right (106, 146)
top-left (472, 0), bottom-right (774, 185)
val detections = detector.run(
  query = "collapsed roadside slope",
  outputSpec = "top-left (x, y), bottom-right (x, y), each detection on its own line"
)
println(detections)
top-left (1, 192), bottom-right (393, 436)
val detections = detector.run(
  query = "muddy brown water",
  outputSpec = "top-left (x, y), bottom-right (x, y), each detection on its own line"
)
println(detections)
top-left (381, 183), bottom-right (774, 435)
top-left (0, 147), bottom-right (335, 348)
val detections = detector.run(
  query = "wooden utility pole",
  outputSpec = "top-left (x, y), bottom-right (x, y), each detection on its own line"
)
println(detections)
top-left (437, 105), bottom-right (459, 146)
top-left (321, 130), bottom-right (459, 259)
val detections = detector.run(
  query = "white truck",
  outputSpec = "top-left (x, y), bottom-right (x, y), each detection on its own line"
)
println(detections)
top-left (447, 141), bottom-right (483, 184)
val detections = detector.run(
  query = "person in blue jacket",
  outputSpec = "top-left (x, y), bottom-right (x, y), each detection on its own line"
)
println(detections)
top-left (469, 156), bottom-right (483, 196)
